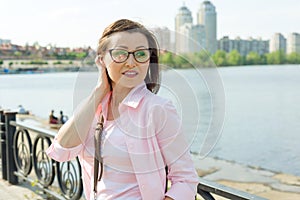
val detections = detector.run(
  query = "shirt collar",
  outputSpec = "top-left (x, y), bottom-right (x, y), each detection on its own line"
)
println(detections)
top-left (121, 82), bottom-right (148, 108)
top-left (101, 82), bottom-right (149, 111)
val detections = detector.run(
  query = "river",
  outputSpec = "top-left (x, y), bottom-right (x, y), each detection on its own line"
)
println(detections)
top-left (1, 65), bottom-right (299, 176)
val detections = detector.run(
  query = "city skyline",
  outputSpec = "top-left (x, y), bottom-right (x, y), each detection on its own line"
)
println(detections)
top-left (1, 0), bottom-right (300, 48)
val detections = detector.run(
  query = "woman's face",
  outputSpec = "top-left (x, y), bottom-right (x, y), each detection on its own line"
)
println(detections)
top-left (102, 31), bottom-right (150, 90)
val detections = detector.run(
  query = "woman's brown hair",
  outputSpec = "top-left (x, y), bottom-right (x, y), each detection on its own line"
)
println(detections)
top-left (97, 19), bottom-right (160, 94)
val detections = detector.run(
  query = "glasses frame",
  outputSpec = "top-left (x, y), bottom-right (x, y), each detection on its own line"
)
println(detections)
top-left (108, 48), bottom-right (152, 64)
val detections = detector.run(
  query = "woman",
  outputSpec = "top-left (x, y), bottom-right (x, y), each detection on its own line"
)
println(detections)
top-left (47, 19), bottom-right (198, 200)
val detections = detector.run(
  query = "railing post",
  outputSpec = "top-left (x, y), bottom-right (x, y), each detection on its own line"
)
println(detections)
top-left (4, 111), bottom-right (18, 184)
top-left (0, 109), bottom-right (7, 180)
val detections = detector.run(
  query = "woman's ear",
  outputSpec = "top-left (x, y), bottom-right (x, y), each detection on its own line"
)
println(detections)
top-left (98, 55), bottom-right (106, 67)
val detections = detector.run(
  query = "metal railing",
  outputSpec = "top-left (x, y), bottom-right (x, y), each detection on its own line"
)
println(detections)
top-left (0, 110), bottom-right (267, 200)
top-left (0, 110), bottom-right (83, 200)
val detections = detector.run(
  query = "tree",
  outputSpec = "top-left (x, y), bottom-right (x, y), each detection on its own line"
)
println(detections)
top-left (246, 51), bottom-right (261, 65)
top-left (9, 61), bottom-right (13, 67)
top-left (0, 59), bottom-right (3, 66)
top-left (172, 54), bottom-right (190, 68)
top-left (266, 50), bottom-right (286, 64)
top-left (159, 51), bottom-right (174, 67)
top-left (227, 50), bottom-right (242, 66)
top-left (75, 52), bottom-right (87, 59)
top-left (192, 51), bottom-right (213, 67)
top-left (286, 52), bottom-right (300, 64)
top-left (212, 50), bottom-right (227, 66)
top-left (14, 51), bottom-right (22, 58)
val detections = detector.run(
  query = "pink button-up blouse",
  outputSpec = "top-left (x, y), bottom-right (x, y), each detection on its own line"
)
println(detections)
top-left (46, 82), bottom-right (198, 200)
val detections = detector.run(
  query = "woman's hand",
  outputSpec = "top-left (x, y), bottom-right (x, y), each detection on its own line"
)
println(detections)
top-left (95, 55), bottom-right (111, 94)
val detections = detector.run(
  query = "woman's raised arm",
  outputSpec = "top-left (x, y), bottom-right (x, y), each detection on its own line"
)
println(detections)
top-left (56, 56), bottom-right (110, 148)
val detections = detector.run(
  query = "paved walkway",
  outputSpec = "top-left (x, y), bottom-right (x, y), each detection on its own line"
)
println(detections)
top-left (0, 177), bottom-right (47, 200)
top-left (0, 160), bottom-right (49, 200)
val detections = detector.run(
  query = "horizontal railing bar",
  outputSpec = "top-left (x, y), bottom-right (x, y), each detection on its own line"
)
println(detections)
top-left (10, 120), bottom-right (56, 138)
top-left (9, 119), bottom-right (267, 200)
top-left (198, 178), bottom-right (267, 200)
top-left (14, 171), bottom-right (65, 200)
top-left (197, 189), bottom-right (215, 200)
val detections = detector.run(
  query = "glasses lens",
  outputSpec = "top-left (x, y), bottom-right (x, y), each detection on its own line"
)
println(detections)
top-left (134, 49), bottom-right (150, 63)
top-left (111, 49), bottom-right (128, 62)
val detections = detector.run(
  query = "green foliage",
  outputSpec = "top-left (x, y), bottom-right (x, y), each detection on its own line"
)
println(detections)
top-left (286, 52), bottom-right (300, 64)
top-left (159, 49), bottom-right (300, 68)
top-left (9, 61), bottom-right (13, 67)
top-left (14, 51), bottom-right (22, 57)
top-left (196, 50), bottom-right (212, 67)
top-left (53, 61), bottom-right (63, 65)
top-left (28, 60), bottom-right (48, 65)
top-left (0, 59), bottom-right (3, 65)
top-left (266, 50), bottom-right (286, 64)
top-left (18, 60), bottom-right (48, 65)
top-left (246, 51), bottom-right (262, 65)
top-left (227, 50), bottom-right (242, 66)
top-left (173, 54), bottom-right (191, 68)
top-left (55, 52), bottom-right (88, 60)
top-left (159, 51), bottom-right (174, 67)
top-left (212, 50), bottom-right (227, 66)
top-left (159, 52), bottom-right (192, 68)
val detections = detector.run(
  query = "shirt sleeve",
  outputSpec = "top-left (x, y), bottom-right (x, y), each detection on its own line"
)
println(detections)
top-left (46, 137), bottom-right (83, 162)
top-left (46, 102), bottom-right (103, 162)
top-left (154, 100), bottom-right (198, 199)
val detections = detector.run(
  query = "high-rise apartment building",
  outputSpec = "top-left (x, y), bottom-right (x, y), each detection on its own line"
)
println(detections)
top-left (218, 36), bottom-right (269, 56)
top-left (151, 27), bottom-right (172, 51)
top-left (190, 24), bottom-right (206, 52)
top-left (178, 23), bottom-right (206, 53)
top-left (287, 33), bottom-right (300, 54)
top-left (175, 5), bottom-right (193, 53)
top-left (197, 1), bottom-right (217, 54)
top-left (269, 33), bottom-right (286, 53)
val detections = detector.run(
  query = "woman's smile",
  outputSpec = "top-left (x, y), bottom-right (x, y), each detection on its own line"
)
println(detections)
top-left (122, 70), bottom-right (139, 78)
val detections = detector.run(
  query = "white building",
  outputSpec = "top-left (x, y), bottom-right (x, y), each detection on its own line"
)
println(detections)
top-left (151, 27), bottom-right (172, 51)
top-left (218, 36), bottom-right (269, 56)
top-left (197, 1), bottom-right (217, 54)
top-left (269, 33), bottom-right (286, 53)
top-left (175, 5), bottom-right (193, 53)
top-left (287, 33), bottom-right (300, 54)
top-left (191, 24), bottom-right (206, 52)
top-left (178, 23), bottom-right (206, 53)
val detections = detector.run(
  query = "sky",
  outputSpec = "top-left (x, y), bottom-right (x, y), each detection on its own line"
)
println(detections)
top-left (1, 0), bottom-right (300, 48)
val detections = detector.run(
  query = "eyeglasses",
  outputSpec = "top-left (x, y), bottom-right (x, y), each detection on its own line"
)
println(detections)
top-left (108, 48), bottom-right (151, 63)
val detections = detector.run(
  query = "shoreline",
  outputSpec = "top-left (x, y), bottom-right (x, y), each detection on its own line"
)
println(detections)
top-left (192, 155), bottom-right (300, 199)
top-left (0, 59), bottom-right (97, 74)
top-left (16, 115), bottom-right (300, 199)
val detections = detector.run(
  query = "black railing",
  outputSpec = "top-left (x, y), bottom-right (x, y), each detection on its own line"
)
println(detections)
top-left (0, 110), bottom-right (83, 200)
top-left (0, 110), bottom-right (267, 200)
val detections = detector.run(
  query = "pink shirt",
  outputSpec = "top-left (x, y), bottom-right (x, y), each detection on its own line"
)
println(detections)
top-left (98, 120), bottom-right (141, 199)
top-left (46, 82), bottom-right (198, 200)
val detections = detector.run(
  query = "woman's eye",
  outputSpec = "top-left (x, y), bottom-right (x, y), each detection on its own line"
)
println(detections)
top-left (135, 51), bottom-right (146, 57)
top-left (114, 51), bottom-right (127, 56)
